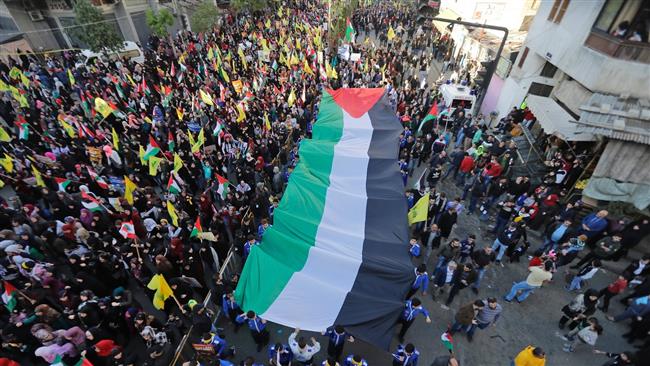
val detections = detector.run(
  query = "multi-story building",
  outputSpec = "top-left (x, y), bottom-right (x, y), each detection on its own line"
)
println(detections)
top-left (495, 0), bottom-right (650, 211)
top-left (0, 0), bottom-right (191, 54)
top-left (434, 0), bottom-right (540, 116)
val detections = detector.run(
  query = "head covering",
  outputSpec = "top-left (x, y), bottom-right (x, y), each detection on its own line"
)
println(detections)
top-left (94, 339), bottom-right (117, 356)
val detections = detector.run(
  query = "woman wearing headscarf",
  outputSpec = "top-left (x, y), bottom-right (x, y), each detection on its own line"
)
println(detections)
top-left (559, 289), bottom-right (600, 330)
top-left (34, 342), bottom-right (77, 363)
top-left (79, 208), bottom-right (94, 229)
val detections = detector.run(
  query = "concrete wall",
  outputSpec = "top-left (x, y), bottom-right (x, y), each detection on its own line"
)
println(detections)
top-left (518, 0), bottom-right (650, 99)
top-left (495, 0), bottom-right (650, 119)
top-left (5, 2), bottom-right (62, 50)
top-left (441, 0), bottom-right (539, 34)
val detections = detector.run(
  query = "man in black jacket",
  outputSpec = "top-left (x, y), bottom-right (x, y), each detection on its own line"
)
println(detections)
top-left (490, 222), bottom-right (524, 266)
top-left (445, 264), bottom-right (477, 306)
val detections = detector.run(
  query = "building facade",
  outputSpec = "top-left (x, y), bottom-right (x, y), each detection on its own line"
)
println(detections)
top-left (495, 0), bottom-right (650, 210)
top-left (0, 0), bottom-right (189, 54)
top-left (435, 0), bottom-right (540, 116)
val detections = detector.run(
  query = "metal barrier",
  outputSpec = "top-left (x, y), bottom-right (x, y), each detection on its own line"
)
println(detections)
top-left (169, 247), bottom-right (239, 365)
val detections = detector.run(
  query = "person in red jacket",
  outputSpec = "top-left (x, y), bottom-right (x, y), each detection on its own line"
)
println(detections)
top-left (456, 153), bottom-right (475, 186)
top-left (597, 275), bottom-right (628, 312)
top-left (481, 157), bottom-right (503, 190)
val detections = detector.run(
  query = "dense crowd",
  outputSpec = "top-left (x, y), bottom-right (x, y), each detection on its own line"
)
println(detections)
top-left (0, 1), bottom-right (648, 366)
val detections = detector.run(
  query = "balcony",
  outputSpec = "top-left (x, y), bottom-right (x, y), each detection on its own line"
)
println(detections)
top-left (585, 30), bottom-right (650, 64)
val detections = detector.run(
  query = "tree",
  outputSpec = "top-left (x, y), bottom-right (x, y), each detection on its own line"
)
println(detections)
top-left (70, 0), bottom-right (123, 53)
top-left (146, 8), bottom-right (175, 38)
top-left (231, 0), bottom-right (268, 13)
top-left (327, 0), bottom-right (360, 53)
top-left (190, 1), bottom-right (221, 33)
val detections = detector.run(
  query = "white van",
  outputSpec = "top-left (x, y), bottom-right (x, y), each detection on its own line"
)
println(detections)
top-left (439, 83), bottom-right (476, 115)
top-left (77, 41), bottom-right (145, 67)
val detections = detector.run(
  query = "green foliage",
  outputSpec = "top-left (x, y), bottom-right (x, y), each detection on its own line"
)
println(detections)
top-left (190, 1), bottom-right (221, 33)
top-left (231, 0), bottom-right (269, 13)
top-left (70, 0), bottom-right (123, 53)
top-left (146, 8), bottom-right (175, 38)
top-left (328, 0), bottom-right (359, 50)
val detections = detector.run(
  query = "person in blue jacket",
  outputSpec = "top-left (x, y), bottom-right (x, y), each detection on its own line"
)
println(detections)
top-left (392, 343), bottom-right (419, 366)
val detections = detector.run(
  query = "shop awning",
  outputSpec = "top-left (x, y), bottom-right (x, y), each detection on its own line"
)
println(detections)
top-left (526, 95), bottom-right (595, 142)
top-left (432, 8), bottom-right (461, 34)
top-left (584, 140), bottom-right (650, 210)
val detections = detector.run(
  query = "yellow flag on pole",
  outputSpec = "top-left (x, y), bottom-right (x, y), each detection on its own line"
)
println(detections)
top-left (124, 176), bottom-right (137, 205)
top-left (187, 130), bottom-right (196, 149)
top-left (147, 274), bottom-right (174, 310)
top-left (287, 89), bottom-right (296, 107)
top-left (94, 97), bottom-right (114, 118)
top-left (31, 165), bottom-right (45, 187)
top-left (191, 128), bottom-right (205, 153)
top-left (166, 200), bottom-right (179, 226)
top-left (111, 128), bottom-right (119, 150)
top-left (407, 193), bottom-right (430, 225)
top-left (0, 126), bottom-right (12, 142)
top-left (0, 154), bottom-right (13, 173)
top-left (238, 48), bottom-right (248, 69)
top-left (148, 156), bottom-right (162, 176)
top-left (236, 104), bottom-right (246, 123)
top-left (173, 153), bottom-right (183, 173)
top-left (199, 90), bottom-right (214, 106)
top-left (303, 59), bottom-right (314, 76)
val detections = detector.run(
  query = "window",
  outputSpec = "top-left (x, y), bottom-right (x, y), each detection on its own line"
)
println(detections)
top-left (528, 82), bottom-right (554, 97)
top-left (540, 61), bottom-right (558, 78)
top-left (518, 47), bottom-right (529, 68)
top-left (592, 0), bottom-right (650, 42)
top-left (548, 0), bottom-right (570, 23)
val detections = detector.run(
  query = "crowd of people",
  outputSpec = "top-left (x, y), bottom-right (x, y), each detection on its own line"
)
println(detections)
top-left (0, 0), bottom-right (648, 366)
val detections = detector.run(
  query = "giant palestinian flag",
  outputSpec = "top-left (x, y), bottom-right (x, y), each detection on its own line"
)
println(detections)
top-left (235, 89), bottom-right (412, 349)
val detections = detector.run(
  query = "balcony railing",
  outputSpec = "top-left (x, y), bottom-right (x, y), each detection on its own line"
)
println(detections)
top-left (585, 30), bottom-right (650, 64)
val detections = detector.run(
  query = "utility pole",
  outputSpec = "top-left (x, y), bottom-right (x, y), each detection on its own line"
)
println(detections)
top-left (430, 17), bottom-right (509, 116)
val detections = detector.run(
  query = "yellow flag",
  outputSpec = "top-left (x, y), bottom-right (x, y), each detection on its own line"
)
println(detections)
top-left (265, 19), bottom-right (271, 29)
top-left (187, 130), bottom-right (196, 149)
top-left (147, 274), bottom-right (174, 310)
top-left (387, 26), bottom-right (396, 41)
top-left (94, 97), bottom-right (114, 118)
top-left (290, 53), bottom-right (300, 65)
top-left (166, 201), bottom-right (179, 226)
top-left (138, 145), bottom-right (146, 166)
top-left (287, 89), bottom-right (296, 107)
top-left (303, 59), bottom-right (314, 76)
top-left (191, 128), bottom-right (205, 153)
top-left (0, 126), bottom-right (12, 142)
top-left (173, 153), bottom-right (183, 173)
top-left (238, 48), bottom-right (248, 69)
top-left (148, 156), bottom-right (162, 176)
top-left (296, 38), bottom-right (301, 50)
top-left (0, 179), bottom-right (4, 188)
top-left (112, 128), bottom-right (119, 150)
top-left (331, 66), bottom-right (338, 80)
top-left (31, 165), bottom-right (45, 187)
top-left (176, 107), bottom-right (184, 121)
top-left (20, 73), bottom-right (30, 88)
top-left (60, 119), bottom-right (76, 138)
top-left (261, 38), bottom-right (270, 52)
top-left (0, 154), bottom-right (13, 173)
top-left (264, 112), bottom-right (271, 131)
top-left (277, 6), bottom-right (283, 17)
top-left (236, 104), bottom-right (246, 123)
top-left (199, 90), bottom-right (214, 106)
top-left (124, 175), bottom-right (137, 205)
top-left (407, 193), bottom-right (430, 225)
top-left (220, 67), bottom-right (230, 83)
top-left (67, 69), bottom-right (75, 86)
top-left (126, 73), bottom-right (135, 86)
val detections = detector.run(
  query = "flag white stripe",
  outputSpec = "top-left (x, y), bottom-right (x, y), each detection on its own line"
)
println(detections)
top-left (262, 110), bottom-right (372, 330)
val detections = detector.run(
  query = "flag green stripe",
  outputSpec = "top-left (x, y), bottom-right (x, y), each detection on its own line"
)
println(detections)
top-left (235, 92), bottom-right (344, 313)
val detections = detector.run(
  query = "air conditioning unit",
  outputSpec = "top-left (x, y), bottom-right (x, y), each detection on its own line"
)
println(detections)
top-left (28, 10), bottom-right (45, 22)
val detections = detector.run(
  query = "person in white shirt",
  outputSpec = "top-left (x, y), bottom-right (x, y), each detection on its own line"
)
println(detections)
top-left (289, 328), bottom-right (321, 366)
